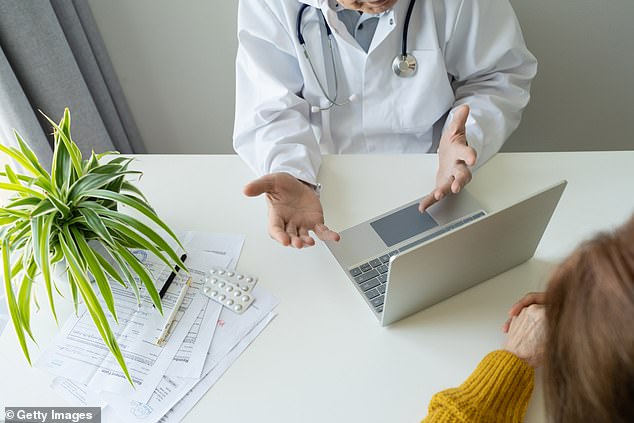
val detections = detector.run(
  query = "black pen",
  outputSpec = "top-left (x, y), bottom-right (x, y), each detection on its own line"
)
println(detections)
top-left (159, 254), bottom-right (188, 299)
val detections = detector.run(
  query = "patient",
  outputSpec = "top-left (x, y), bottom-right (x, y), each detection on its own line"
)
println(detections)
top-left (422, 214), bottom-right (634, 422)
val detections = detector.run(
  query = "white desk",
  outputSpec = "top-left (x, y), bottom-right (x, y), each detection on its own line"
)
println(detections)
top-left (1, 152), bottom-right (633, 422)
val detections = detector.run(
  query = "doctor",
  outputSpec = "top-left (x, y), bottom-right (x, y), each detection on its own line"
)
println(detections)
top-left (234, 0), bottom-right (537, 248)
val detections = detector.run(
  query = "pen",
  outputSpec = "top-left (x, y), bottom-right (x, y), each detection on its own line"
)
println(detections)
top-left (159, 253), bottom-right (187, 299)
top-left (156, 276), bottom-right (192, 346)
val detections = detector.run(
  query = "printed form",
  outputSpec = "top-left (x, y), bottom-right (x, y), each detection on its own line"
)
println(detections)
top-left (36, 232), bottom-right (246, 404)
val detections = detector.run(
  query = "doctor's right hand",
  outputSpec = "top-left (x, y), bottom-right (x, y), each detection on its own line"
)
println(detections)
top-left (419, 105), bottom-right (477, 212)
top-left (243, 172), bottom-right (341, 248)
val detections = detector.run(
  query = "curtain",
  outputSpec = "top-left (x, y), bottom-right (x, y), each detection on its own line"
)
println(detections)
top-left (0, 0), bottom-right (145, 166)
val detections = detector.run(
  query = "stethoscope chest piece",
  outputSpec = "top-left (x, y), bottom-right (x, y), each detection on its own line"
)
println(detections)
top-left (392, 53), bottom-right (417, 77)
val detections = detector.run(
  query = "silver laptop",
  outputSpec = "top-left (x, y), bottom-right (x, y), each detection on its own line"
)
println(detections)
top-left (325, 180), bottom-right (567, 326)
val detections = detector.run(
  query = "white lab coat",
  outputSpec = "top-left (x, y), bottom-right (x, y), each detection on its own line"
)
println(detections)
top-left (233, 0), bottom-right (537, 185)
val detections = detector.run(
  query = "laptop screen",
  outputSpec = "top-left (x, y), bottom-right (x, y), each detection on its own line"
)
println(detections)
top-left (370, 204), bottom-right (438, 247)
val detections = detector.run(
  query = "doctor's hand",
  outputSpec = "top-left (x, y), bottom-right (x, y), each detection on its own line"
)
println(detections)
top-left (419, 105), bottom-right (477, 212)
top-left (243, 172), bottom-right (341, 248)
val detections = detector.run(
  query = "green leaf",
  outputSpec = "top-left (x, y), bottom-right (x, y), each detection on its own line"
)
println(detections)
top-left (5, 197), bottom-right (41, 209)
top-left (58, 229), bottom-right (133, 385)
top-left (96, 151), bottom-right (120, 161)
top-left (112, 244), bottom-right (162, 314)
top-left (45, 192), bottom-right (70, 219)
top-left (67, 271), bottom-right (79, 315)
top-left (92, 244), bottom-right (127, 288)
top-left (102, 217), bottom-right (173, 270)
top-left (0, 171), bottom-right (34, 184)
top-left (106, 246), bottom-right (141, 304)
top-left (41, 110), bottom-right (83, 177)
top-left (77, 207), bottom-right (116, 247)
top-left (0, 144), bottom-right (40, 177)
top-left (71, 226), bottom-right (118, 323)
top-left (33, 213), bottom-right (58, 324)
top-left (2, 237), bottom-right (31, 364)
top-left (69, 172), bottom-right (140, 204)
top-left (13, 130), bottom-right (51, 179)
top-left (4, 164), bottom-right (20, 185)
top-left (0, 208), bottom-right (30, 219)
top-left (120, 181), bottom-right (150, 203)
top-left (51, 134), bottom-right (72, 194)
top-left (30, 199), bottom-right (57, 219)
top-left (83, 152), bottom-right (99, 174)
top-left (83, 190), bottom-right (184, 251)
top-left (0, 182), bottom-right (45, 199)
top-left (17, 258), bottom-right (38, 342)
top-left (95, 208), bottom-right (185, 270)
top-left (0, 216), bottom-right (19, 225)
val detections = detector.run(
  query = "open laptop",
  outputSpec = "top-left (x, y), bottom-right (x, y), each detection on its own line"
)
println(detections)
top-left (325, 180), bottom-right (567, 326)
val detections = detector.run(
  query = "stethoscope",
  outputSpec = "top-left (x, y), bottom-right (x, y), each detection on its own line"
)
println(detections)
top-left (296, 0), bottom-right (418, 112)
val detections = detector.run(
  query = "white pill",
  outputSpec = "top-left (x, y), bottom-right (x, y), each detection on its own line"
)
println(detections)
top-left (211, 290), bottom-right (218, 297)
top-left (226, 299), bottom-right (234, 306)
top-left (237, 274), bottom-right (244, 280)
top-left (233, 291), bottom-right (240, 297)
top-left (226, 285), bottom-right (233, 292)
top-left (218, 281), bottom-right (225, 288)
top-left (203, 286), bottom-right (211, 294)
top-left (227, 272), bottom-right (234, 277)
top-left (241, 286), bottom-right (249, 292)
top-left (241, 295), bottom-right (250, 302)
top-left (218, 294), bottom-right (226, 301)
top-left (233, 305), bottom-right (243, 312)
top-left (246, 277), bottom-right (253, 283)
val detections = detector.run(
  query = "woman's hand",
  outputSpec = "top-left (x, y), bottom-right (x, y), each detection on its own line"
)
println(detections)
top-left (503, 304), bottom-right (546, 368)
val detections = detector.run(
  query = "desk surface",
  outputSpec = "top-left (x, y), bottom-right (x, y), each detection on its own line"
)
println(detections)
top-left (1, 152), bottom-right (633, 422)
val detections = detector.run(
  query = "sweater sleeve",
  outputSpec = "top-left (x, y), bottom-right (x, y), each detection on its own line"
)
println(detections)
top-left (422, 350), bottom-right (535, 423)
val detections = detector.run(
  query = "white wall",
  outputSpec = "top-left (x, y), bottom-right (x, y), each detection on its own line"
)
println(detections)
top-left (88, 0), bottom-right (634, 154)
top-left (87, 0), bottom-right (239, 154)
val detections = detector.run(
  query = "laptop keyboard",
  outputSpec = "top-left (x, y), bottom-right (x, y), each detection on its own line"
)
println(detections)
top-left (348, 210), bottom-right (486, 314)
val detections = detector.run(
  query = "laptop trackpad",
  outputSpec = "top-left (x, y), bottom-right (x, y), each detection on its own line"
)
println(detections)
top-left (370, 204), bottom-right (438, 247)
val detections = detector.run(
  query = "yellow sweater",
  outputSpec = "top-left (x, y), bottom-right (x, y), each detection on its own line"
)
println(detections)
top-left (422, 350), bottom-right (535, 423)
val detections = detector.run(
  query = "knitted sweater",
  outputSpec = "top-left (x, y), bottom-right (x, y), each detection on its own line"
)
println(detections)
top-left (422, 350), bottom-right (535, 423)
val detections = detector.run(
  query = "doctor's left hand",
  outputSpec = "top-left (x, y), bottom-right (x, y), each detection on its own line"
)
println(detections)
top-left (243, 172), bottom-right (341, 248)
top-left (419, 105), bottom-right (477, 212)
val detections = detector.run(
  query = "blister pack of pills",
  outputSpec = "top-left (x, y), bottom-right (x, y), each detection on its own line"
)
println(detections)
top-left (201, 267), bottom-right (258, 314)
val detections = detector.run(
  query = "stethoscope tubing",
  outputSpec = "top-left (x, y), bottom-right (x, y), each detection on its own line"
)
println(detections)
top-left (296, 1), bottom-right (417, 110)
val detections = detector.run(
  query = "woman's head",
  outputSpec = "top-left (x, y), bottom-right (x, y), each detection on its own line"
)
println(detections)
top-left (544, 215), bottom-right (634, 423)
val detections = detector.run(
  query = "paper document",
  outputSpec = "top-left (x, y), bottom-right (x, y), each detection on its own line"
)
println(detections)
top-left (43, 231), bottom-right (280, 422)
top-left (158, 311), bottom-right (277, 423)
top-left (51, 286), bottom-right (278, 423)
top-left (164, 251), bottom-right (228, 379)
top-left (99, 285), bottom-right (279, 422)
top-left (36, 251), bottom-right (205, 402)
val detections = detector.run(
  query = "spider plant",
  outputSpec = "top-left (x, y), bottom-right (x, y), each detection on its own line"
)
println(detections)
top-left (0, 108), bottom-right (186, 384)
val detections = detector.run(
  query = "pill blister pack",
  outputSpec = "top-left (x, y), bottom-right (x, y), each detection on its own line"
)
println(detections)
top-left (201, 267), bottom-right (258, 314)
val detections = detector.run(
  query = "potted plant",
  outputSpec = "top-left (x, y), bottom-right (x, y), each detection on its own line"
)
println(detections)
top-left (0, 108), bottom-right (185, 384)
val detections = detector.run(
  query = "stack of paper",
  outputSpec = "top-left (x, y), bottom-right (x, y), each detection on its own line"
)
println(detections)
top-left (35, 232), bottom-right (278, 422)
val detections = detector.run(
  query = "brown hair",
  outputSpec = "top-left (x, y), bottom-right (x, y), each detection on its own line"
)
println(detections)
top-left (544, 215), bottom-right (634, 423)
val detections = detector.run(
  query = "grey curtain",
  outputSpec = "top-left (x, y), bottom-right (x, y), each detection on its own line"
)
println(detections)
top-left (0, 0), bottom-right (145, 167)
